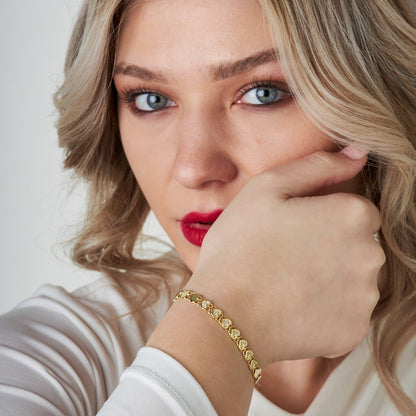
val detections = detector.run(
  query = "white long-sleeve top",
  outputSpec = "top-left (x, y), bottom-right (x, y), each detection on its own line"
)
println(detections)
top-left (0, 275), bottom-right (415, 415)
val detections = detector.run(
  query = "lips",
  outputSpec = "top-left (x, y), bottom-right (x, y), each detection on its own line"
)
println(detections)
top-left (180, 209), bottom-right (223, 246)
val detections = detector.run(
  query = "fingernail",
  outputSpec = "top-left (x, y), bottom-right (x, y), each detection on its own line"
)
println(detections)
top-left (340, 145), bottom-right (368, 160)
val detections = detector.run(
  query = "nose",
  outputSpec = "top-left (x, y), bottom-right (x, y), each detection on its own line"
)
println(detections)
top-left (172, 112), bottom-right (238, 189)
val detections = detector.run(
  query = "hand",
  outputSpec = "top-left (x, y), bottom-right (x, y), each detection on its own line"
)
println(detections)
top-left (188, 147), bottom-right (385, 367)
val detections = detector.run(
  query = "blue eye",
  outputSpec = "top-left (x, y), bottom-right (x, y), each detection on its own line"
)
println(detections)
top-left (241, 86), bottom-right (290, 106)
top-left (134, 92), bottom-right (173, 112)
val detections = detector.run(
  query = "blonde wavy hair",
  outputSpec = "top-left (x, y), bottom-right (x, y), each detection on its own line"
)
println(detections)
top-left (54, 0), bottom-right (416, 414)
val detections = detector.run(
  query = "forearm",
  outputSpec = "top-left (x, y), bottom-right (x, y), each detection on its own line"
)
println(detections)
top-left (146, 297), bottom-right (254, 416)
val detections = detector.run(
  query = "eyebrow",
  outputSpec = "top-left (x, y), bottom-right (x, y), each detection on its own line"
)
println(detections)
top-left (114, 48), bottom-right (279, 82)
top-left (113, 63), bottom-right (168, 83)
top-left (211, 48), bottom-right (279, 80)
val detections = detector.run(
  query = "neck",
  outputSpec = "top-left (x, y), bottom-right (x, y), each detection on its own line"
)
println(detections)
top-left (255, 355), bottom-right (347, 414)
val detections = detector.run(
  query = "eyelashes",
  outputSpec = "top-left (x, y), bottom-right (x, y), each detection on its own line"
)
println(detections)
top-left (118, 78), bottom-right (293, 115)
top-left (119, 87), bottom-right (174, 114)
top-left (237, 80), bottom-right (291, 106)
top-left (238, 79), bottom-right (290, 98)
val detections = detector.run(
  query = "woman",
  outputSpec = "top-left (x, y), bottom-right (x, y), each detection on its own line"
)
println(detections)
top-left (1, 0), bottom-right (415, 415)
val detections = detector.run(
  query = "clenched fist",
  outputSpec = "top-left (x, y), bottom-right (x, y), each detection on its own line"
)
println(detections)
top-left (189, 147), bottom-right (384, 367)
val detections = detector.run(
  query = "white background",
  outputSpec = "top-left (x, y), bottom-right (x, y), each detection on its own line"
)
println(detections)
top-left (0, 1), bottom-right (169, 313)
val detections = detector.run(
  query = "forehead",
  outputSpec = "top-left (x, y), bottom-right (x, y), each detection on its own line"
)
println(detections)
top-left (116, 0), bottom-right (274, 76)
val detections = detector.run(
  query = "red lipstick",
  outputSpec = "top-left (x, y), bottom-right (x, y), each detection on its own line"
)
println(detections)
top-left (180, 209), bottom-right (223, 247)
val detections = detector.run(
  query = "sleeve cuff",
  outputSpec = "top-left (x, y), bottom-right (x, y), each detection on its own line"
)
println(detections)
top-left (98, 346), bottom-right (218, 415)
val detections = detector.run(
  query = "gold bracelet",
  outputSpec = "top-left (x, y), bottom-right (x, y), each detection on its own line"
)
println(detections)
top-left (173, 289), bottom-right (262, 384)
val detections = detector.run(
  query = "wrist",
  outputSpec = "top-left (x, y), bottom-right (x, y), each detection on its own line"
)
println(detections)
top-left (185, 274), bottom-right (275, 367)
top-left (174, 289), bottom-right (263, 384)
top-left (147, 295), bottom-right (254, 415)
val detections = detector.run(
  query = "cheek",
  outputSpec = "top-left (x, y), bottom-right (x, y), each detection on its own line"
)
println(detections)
top-left (234, 104), bottom-right (338, 172)
top-left (119, 111), bottom-right (164, 189)
top-left (236, 103), bottom-right (361, 195)
top-left (118, 104), bottom-right (177, 174)
top-left (118, 114), bottom-right (182, 237)
top-left (119, 142), bottom-right (160, 224)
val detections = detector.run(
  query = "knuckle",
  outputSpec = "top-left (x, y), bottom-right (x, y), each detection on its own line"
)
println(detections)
top-left (369, 205), bottom-right (381, 228)
top-left (375, 245), bottom-right (386, 266)
top-left (359, 320), bottom-right (372, 342)
top-left (347, 195), bottom-right (370, 217)
top-left (343, 195), bottom-right (380, 230)
top-left (366, 244), bottom-right (386, 270)
top-left (355, 309), bottom-right (372, 336)
top-left (367, 287), bottom-right (381, 309)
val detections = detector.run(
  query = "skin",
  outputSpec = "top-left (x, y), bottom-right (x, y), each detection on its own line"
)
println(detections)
top-left (113, 0), bottom-right (381, 413)
top-left (114, 0), bottom-right (358, 274)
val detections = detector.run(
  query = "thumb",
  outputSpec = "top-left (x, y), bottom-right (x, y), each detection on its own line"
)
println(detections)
top-left (275, 145), bottom-right (367, 198)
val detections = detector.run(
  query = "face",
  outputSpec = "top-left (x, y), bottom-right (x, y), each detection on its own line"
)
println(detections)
top-left (114, 0), bottom-right (355, 271)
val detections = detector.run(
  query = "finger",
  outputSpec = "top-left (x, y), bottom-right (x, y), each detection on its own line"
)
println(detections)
top-left (271, 145), bottom-right (367, 199)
